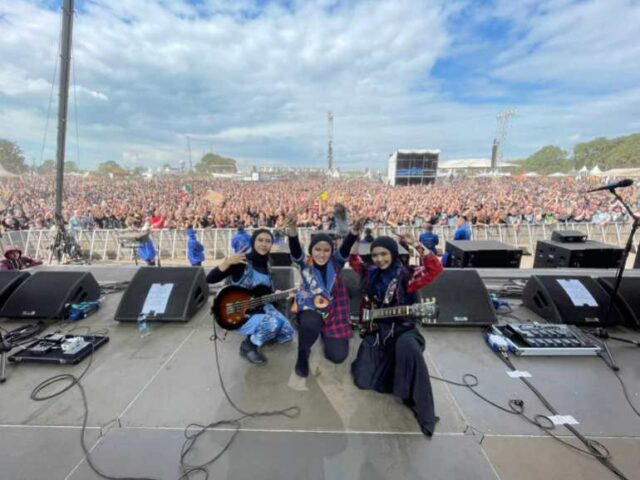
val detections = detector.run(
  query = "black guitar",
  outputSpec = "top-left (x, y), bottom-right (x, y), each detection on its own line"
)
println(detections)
top-left (355, 297), bottom-right (436, 334)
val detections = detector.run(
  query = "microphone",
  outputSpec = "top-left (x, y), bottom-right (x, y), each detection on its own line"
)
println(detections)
top-left (586, 179), bottom-right (634, 193)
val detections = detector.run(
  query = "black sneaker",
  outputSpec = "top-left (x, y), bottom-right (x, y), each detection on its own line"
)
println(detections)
top-left (240, 338), bottom-right (267, 365)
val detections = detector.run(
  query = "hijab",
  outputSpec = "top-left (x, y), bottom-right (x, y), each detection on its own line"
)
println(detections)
top-left (246, 228), bottom-right (273, 271)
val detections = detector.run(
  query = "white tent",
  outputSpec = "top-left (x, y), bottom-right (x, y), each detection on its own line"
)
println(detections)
top-left (524, 172), bottom-right (540, 177)
top-left (548, 172), bottom-right (567, 177)
top-left (0, 163), bottom-right (17, 177)
top-left (578, 166), bottom-right (588, 174)
top-left (590, 165), bottom-right (603, 176)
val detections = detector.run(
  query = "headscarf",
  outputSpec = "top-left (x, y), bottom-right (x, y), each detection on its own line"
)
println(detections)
top-left (246, 228), bottom-right (273, 270)
top-left (308, 233), bottom-right (334, 255)
top-left (370, 236), bottom-right (399, 266)
top-left (369, 236), bottom-right (402, 301)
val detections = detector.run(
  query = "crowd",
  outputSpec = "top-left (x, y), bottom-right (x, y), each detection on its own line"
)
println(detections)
top-left (0, 174), bottom-right (638, 234)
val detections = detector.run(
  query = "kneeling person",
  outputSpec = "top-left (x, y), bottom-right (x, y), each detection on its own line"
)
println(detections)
top-left (207, 229), bottom-right (294, 365)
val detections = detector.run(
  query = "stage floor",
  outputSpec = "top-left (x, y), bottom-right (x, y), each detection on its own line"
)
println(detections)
top-left (1, 265), bottom-right (639, 480)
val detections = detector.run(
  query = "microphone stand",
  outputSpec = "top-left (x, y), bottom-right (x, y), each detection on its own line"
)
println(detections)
top-left (0, 330), bottom-right (9, 383)
top-left (592, 186), bottom-right (640, 371)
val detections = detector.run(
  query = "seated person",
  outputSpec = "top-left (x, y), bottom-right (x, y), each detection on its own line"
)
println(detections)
top-left (0, 245), bottom-right (43, 271)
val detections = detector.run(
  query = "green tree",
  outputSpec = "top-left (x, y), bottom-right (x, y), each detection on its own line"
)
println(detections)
top-left (195, 152), bottom-right (237, 174)
top-left (517, 145), bottom-right (570, 174)
top-left (130, 166), bottom-right (146, 175)
top-left (37, 159), bottom-right (56, 174)
top-left (65, 161), bottom-right (81, 172)
top-left (96, 160), bottom-right (127, 175)
top-left (0, 139), bottom-right (28, 173)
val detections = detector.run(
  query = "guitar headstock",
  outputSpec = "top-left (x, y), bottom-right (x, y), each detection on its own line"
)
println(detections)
top-left (410, 298), bottom-right (438, 319)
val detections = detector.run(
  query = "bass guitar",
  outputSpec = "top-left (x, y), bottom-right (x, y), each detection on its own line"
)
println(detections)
top-left (356, 297), bottom-right (437, 334)
top-left (213, 284), bottom-right (296, 330)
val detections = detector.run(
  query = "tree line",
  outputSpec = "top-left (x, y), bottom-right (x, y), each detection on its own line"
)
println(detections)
top-left (516, 133), bottom-right (640, 174)
top-left (0, 139), bottom-right (238, 175)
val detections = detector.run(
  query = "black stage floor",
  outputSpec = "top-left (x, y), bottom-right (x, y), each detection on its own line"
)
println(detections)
top-left (1, 265), bottom-right (639, 480)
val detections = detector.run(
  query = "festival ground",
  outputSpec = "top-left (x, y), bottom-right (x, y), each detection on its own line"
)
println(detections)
top-left (1, 265), bottom-right (639, 480)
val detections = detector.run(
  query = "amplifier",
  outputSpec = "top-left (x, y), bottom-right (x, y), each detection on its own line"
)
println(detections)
top-left (533, 240), bottom-right (624, 269)
top-left (445, 240), bottom-right (522, 268)
top-left (551, 230), bottom-right (587, 243)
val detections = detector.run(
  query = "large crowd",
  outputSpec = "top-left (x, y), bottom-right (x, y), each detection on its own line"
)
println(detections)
top-left (0, 174), bottom-right (638, 233)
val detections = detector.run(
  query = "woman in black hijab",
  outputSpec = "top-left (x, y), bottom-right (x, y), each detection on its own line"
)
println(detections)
top-left (350, 234), bottom-right (443, 436)
top-left (207, 229), bottom-right (294, 365)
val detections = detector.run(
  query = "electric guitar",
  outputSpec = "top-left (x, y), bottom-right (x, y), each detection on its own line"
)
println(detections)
top-left (213, 284), bottom-right (296, 330)
top-left (356, 297), bottom-right (436, 334)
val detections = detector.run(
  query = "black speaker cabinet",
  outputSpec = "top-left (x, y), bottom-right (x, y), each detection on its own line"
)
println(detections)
top-left (0, 271), bottom-right (30, 308)
top-left (115, 267), bottom-right (208, 322)
top-left (0, 271), bottom-right (100, 319)
top-left (445, 240), bottom-right (522, 268)
top-left (523, 275), bottom-right (624, 326)
top-left (358, 243), bottom-right (410, 264)
top-left (533, 240), bottom-right (624, 269)
top-left (551, 230), bottom-right (587, 243)
top-left (635, 247), bottom-right (640, 269)
top-left (598, 277), bottom-right (640, 327)
top-left (269, 243), bottom-right (292, 266)
top-left (417, 270), bottom-right (497, 326)
top-left (342, 268), bottom-right (362, 319)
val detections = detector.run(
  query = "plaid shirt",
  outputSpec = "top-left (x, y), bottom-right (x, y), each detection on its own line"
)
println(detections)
top-left (295, 258), bottom-right (353, 339)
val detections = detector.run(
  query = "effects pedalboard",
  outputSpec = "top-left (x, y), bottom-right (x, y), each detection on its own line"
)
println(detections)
top-left (492, 323), bottom-right (601, 356)
top-left (9, 333), bottom-right (109, 365)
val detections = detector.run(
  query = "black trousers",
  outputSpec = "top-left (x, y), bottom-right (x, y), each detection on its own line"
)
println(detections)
top-left (298, 310), bottom-right (349, 363)
top-left (352, 324), bottom-right (437, 436)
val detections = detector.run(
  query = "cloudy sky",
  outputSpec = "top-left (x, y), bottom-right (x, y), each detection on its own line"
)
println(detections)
top-left (1, 0), bottom-right (639, 170)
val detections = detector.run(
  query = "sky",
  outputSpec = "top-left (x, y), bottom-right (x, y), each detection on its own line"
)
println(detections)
top-left (1, 0), bottom-right (639, 171)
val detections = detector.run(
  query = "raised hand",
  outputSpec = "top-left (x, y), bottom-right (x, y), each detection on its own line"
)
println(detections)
top-left (350, 216), bottom-right (367, 235)
top-left (225, 253), bottom-right (247, 266)
top-left (283, 212), bottom-right (298, 236)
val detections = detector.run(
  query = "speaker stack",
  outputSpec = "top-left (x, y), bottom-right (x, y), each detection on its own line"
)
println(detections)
top-left (445, 240), bottom-right (522, 268)
top-left (115, 267), bottom-right (208, 322)
top-left (534, 231), bottom-right (623, 269)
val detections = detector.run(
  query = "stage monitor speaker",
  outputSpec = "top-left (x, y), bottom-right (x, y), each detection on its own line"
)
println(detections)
top-left (597, 277), bottom-right (640, 328)
top-left (0, 271), bottom-right (99, 319)
top-left (269, 244), bottom-right (292, 266)
top-left (522, 275), bottom-right (624, 326)
top-left (342, 268), bottom-right (362, 319)
top-left (533, 240), bottom-right (624, 269)
top-left (115, 267), bottom-right (208, 322)
top-left (0, 271), bottom-right (31, 309)
top-left (417, 270), bottom-right (497, 326)
top-left (270, 266), bottom-right (296, 316)
top-left (634, 249), bottom-right (640, 269)
top-left (445, 240), bottom-right (522, 268)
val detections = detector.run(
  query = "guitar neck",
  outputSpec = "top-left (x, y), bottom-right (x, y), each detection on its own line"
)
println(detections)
top-left (253, 288), bottom-right (295, 307)
top-left (371, 305), bottom-right (412, 320)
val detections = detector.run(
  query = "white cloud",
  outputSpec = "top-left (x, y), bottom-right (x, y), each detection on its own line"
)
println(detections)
top-left (0, 0), bottom-right (638, 170)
